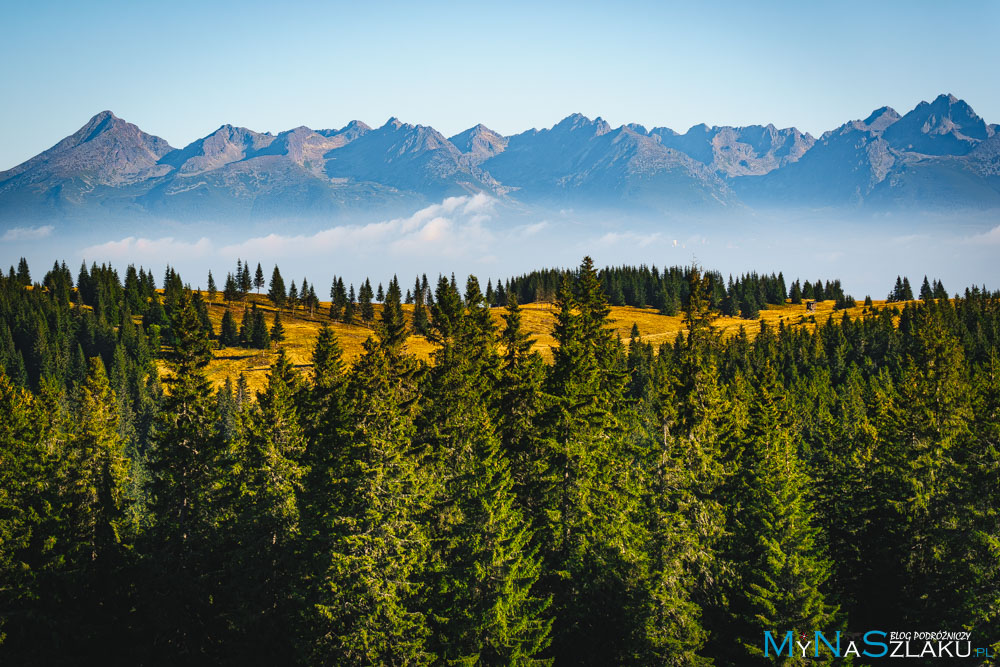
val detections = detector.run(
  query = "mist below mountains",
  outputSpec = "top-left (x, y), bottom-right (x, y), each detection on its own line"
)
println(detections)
top-left (4, 194), bottom-right (997, 302)
top-left (2, 93), bottom-right (998, 296)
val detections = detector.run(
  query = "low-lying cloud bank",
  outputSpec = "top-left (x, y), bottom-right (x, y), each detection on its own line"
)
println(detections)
top-left (80, 194), bottom-right (508, 268)
top-left (2, 225), bottom-right (53, 241)
top-left (6, 198), bottom-right (997, 297)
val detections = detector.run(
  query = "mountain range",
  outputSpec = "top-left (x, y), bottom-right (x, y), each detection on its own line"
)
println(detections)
top-left (2, 93), bottom-right (999, 225)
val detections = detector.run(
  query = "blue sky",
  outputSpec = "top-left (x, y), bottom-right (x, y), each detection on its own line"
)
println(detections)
top-left (3, 0), bottom-right (998, 170)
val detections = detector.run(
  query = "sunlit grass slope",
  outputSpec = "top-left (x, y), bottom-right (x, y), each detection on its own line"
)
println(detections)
top-left (192, 293), bottom-right (887, 394)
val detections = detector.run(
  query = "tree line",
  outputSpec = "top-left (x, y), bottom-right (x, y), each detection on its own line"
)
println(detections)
top-left (1, 256), bottom-right (996, 665)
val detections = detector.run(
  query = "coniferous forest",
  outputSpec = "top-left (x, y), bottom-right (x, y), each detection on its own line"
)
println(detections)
top-left (1, 255), bottom-right (998, 665)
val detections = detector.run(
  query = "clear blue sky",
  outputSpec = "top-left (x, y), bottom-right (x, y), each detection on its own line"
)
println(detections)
top-left (3, 0), bottom-right (998, 170)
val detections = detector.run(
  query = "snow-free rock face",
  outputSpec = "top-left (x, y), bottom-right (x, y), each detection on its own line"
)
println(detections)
top-left (449, 124), bottom-right (509, 162)
top-left (1, 110), bottom-right (174, 187)
top-left (882, 94), bottom-right (993, 156)
top-left (650, 124), bottom-right (815, 177)
top-left (2, 94), bottom-right (999, 225)
top-left (159, 125), bottom-right (277, 175)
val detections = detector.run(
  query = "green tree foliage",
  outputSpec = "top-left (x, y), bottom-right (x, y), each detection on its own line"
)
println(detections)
top-left (418, 275), bottom-right (551, 664)
top-left (359, 278), bottom-right (375, 323)
top-left (2, 256), bottom-right (1000, 665)
top-left (67, 357), bottom-right (133, 565)
top-left (329, 276), bottom-right (347, 321)
top-left (271, 309), bottom-right (286, 344)
top-left (269, 265), bottom-right (287, 308)
top-left (226, 349), bottom-right (306, 659)
top-left (412, 275), bottom-right (430, 335)
top-left (538, 257), bottom-right (644, 664)
top-left (306, 336), bottom-right (433, 665)
top-left (219, 309), bottom-right (239, 347)
top-left (343, 284), bottom-right (356, 325)
top-left (255, 263), bottom-right (265, 294)
top-left (144, 290), bottom-right (227, 655)
top-left (732, 364), bottom-right (838, 663)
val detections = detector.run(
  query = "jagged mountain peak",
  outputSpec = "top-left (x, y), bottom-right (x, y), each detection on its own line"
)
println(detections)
top-left (883, 93), bottom-right (990, 155)
top-left (316, 120), bottom-right (371, 144)
top-left (159, 123), bottom-right (275, 174)
top-left (449, 124), bottom-right (508, 159)
top-left (553, 113), bottom-right (613, 136)
top-left (1, 110), bottom-right (174, 187)
top-left (2, 96), bottom-right (998, 223)
top-left (861, 106), bottom-right (901, 132)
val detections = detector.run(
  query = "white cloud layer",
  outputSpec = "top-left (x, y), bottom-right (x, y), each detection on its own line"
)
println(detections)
top-left (2, 225), bottom-right (53, 241)
top-left (221, 194), bottom-right (501, 261)
top-left (81, 236), bottom-right (214, 261)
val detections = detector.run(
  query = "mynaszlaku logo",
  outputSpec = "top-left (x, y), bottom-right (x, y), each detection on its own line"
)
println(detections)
top-left (764, 631), bottom-right (994, 660)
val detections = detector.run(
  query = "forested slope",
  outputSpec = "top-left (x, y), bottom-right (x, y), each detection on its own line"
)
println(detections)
top-left (1, 257), bottom-right (997, 665)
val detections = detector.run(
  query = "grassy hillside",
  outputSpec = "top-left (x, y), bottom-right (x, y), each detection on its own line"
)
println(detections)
top-left (194, 293), bottom-right (882, 394)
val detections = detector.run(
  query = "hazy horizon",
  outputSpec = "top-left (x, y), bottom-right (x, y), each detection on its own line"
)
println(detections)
top-left (5, 196), bottom-right (998, 300)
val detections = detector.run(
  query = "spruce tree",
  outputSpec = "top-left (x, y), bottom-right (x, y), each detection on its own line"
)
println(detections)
top-left (239, 307), bottom-right (251, 346)
top-left (227, 349), bottom-right (305, 660)
top-left (67, 357), bottom-right (133, 565)
top-left (732, 364), bottom-right (838, 662)
top-left (418, 276), bottom-right (551, 664)
top-left (219, 310), bottom-right (239, 347)
top-left (379, 275), bottom-right (407, 348)
top-left (343, 284), bottom-right (356, 325)
top-left (790, 280), bottom-right (802, 305)
top-left (145, 291), bottom-right (227, 655)
top-left (271, 310), bottom-right (286, 344)
top-left (269, 266), bottom-right (287, 308)
top-left (250, 306), bottom-right (271, 349)
top-left (296, 325), bottom-right (351, 576)
top-left (539, 258), bottom-right (641, 664)
top-left (920, 275), bottom-right (933, 301)
top-left (223, 272), bottom-right (239, 302)
top-left (412, 276), bottom-right (430, 335)
top-left (206, 271), bottom-right (217, 301)
top-left (901, 276), bottom-right (914, 300)
top-left (359, 278), bottom-right (374, 323)
top-left (239, 258), bottom-right (252, 296)
top-left (16, 257), bottom-right (30, 285)
top-left (329, 277), bottom-right (347, 322)
top-left (0, 372), bottom-right (64, 657)
top-left (495, 292), bottom-right (550, 512)
top-left (740, 291), bottom-right (759, 319)
top-left (307, 337), bottom-right (432, 665)
top-left (254, 263), bottom-right (265, 294)
top-left (962, 353), bottom-right (1000, 655)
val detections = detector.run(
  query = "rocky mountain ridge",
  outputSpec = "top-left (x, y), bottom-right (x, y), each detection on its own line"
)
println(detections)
top-left (2, 94), bottom-right (997, 223)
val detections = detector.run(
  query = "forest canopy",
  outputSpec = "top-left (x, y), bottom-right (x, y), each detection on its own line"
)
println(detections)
top-left (0, 256), bottom-right (997, 665)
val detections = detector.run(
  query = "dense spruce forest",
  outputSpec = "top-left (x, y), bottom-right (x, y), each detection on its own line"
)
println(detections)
top-left (1, 255), bottom-right (998, 665)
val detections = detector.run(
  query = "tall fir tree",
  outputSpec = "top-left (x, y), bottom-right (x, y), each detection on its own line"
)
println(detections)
top-left (254, 262), bottom-right (265, 294)
top-left (144, 290), bottom-right (227, 657)
top-left (269, 265), bottom-right (287, 308)
top-left (226, 349), bottom-right (305, 661)
top-left (307, 336), bottom-right (433, 665)
top-left (730, 363), bottom-right (838, 664)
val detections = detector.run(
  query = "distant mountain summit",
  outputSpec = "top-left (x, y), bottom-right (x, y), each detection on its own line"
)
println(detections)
top-left (2, 110), bottom-right (173, 187)
top-left (449, 124), bottom-right (508, 161)
top-left (883, 93), bottom-right (993, 156)
top-left (649, 123), bottom-right (815, 176)
top-left (2, 94), bottom-right (999, 225)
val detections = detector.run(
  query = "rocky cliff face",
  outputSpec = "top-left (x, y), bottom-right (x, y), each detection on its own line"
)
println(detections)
top-left (2, 94), bottom-right (998, 225)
